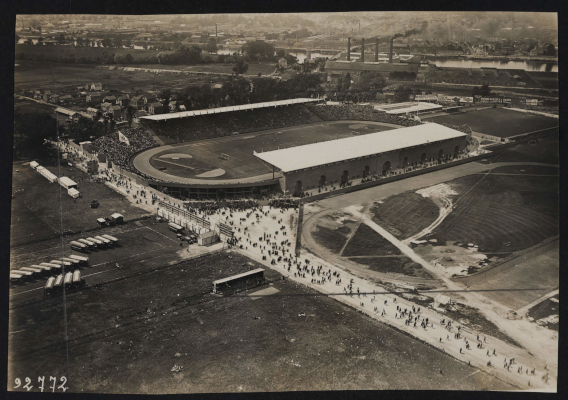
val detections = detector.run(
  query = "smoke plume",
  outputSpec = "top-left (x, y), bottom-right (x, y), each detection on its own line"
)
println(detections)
top-left (404, 21), bottom-right (428, 38)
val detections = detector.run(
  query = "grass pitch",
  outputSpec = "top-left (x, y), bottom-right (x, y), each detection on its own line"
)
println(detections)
top-left (145, 121), bottom-right (396, 180)
top-left (425, 107), bottom-right (559, 138)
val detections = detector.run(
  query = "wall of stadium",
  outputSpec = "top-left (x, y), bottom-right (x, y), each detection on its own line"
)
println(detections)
top-left (278, 135), bottom-right (468, 194)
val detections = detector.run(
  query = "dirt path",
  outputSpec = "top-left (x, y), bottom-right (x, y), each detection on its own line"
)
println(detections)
top-left (344, 206), bottom-right (557, 375)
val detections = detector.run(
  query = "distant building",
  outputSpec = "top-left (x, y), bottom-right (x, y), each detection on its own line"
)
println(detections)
top-left (86, 93), bottom-right (102, 105)
top-left (148, 102), bottom-right (164, 115)
top-left (278, 57), bottom-right (288, 69)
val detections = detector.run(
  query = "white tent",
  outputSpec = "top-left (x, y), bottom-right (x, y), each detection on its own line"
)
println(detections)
top-left (30, 161), bottom-right (39, 169)
top-left (68, 188), bottom-right (80, 199)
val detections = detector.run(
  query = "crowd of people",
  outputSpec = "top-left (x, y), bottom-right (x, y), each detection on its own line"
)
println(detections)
top-left (146, 104), bottom-right (321, 143)
top-left (268, 198), bottom-right (299, 210)
top-left (92, 127), bottom-right (158, 169)
top-left (305, 103), bottom-right (424, 127)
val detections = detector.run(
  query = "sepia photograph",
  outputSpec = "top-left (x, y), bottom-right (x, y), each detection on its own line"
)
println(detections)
top-left (9, 10), bottom-right (559, 394)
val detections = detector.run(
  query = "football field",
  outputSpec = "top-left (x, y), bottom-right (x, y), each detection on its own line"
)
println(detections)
top-left (137, 121), bottom-right (398, 181)
top-left (425, 107), bottom-right (558, 138)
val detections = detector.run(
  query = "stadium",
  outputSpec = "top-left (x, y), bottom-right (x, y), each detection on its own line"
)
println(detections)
top-left (128, 99), bottom-right (472, 199)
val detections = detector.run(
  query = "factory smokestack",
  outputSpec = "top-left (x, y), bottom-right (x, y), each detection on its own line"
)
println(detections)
top-left (361, 38), bottom-right (365, 63)
top-left (375, 38), bottom-right (379, 62)
top-left (347, 37), bottom-right (351, 61)
top-left (389, 33), bottom-right (404, 64)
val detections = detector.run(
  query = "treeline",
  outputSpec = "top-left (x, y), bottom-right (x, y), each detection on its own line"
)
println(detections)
top-left (15, 46), bottom-right (242, 66)
top-left (171, 73), bottom-right (324, 111)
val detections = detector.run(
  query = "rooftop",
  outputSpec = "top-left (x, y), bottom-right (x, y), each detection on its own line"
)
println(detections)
top-left (139, 98), bottom-right (322, 121)
top-left (212, 268), bottom-right (265, 285)
top-left (254, 123), bottom-right (466, 173)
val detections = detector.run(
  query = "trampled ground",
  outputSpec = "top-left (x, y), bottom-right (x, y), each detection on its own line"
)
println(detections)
top-left (143, 121), bottom-right (396, 181)
top-left (425, 108), bottom-right (559, 138)
top-left (8, 250), bottom-right (514, 393)
top-left (369, 192), bottom-right (440, 240)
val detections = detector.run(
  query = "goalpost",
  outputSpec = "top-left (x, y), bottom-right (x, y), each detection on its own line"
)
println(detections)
top-left (219, 153), bottom-right (230, 160)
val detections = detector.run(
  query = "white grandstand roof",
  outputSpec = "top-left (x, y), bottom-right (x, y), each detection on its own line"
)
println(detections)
top-left (139, 98), bottom-right (322, 121)
top-left (254, 123), bottom-right (466, 173)
top-left (375, 102), bottom-right (443, 115)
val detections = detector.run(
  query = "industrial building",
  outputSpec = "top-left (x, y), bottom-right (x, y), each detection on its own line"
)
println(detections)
top-left (324, 35), bottom-right (421, 83)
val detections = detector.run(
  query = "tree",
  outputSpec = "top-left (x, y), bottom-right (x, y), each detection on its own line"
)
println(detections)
top-left (68, 116), bottom-right (105, 141)
top-left (114, 54), bottom-right (125, 64)
top-left (124, 53), bottom-right (134, 64)
top-left (101, 38), bottom-right (112, 48)
top-left (206, 38), bottom-right (217, 54)
top-left (13, 111), bottom-right (60, 159)
top-left (242, 40), bottom-right (275, 61)
top-left (76, 37), bottom-right (83, 47)
top-left (353, 71), bottom-right (386, 93)
top-left (58, 33), bottom-right (66, 44)
top-left (233, 60), bottom-right (249, 74)
top-left (393, 85), bottom-right (413, 102)
top-left (546, 43), bottom-right (556, 56)
top-left (160, 89), bottom-right (171, 111)
top-left (15, 34), bottom-right (19, 44)
top-left (113, 36), bottom-right (123, 48)
top-left (276, 49), bottom-right (286, 58)
top-left (124, 105), bottom-right (136, 127)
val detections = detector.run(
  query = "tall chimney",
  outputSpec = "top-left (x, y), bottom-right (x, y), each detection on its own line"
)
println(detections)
top-left (375, 38), bottom-right (379, 62)
top-left (389, 37), bottom-right (394, 63)
top-left (361, 38), bottom-right (365, 62)
top-left (347, 37), bottom-right (351, 61)
top-left (215, 23), bottom-right (218, 37)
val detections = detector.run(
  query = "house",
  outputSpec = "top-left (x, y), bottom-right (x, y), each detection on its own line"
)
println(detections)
top-left (103, 95), bottom-right (117, 104)
top-left (130, 95), bottom-right (145, 110)
top-left (49, 95), bottom-right (60, 104)
top-left (43, 91), bottom-right (52, 101)
top-left (169, 101), bottom-right (186, 112)
top-left (86, 107), bottom-right (99, 118)
top-left (86, 93), bottom-right (102, 105)
top-left (143, 95), bottom-right (157, 105)
top-left (118, 96), bottom-right (130, 107)
top-left (59, 94), bottom-right (73, 103)
top-left (90, 82), bottom-right (103, 91)
top-left (111, 105), bottom-right (124, 120)
top-left (211, 83), bottom-right (223, 90)
top-left (34, 90), bottom-right (43, 99)
top-left (278, 57), bottom-right (288, 69)
top-left (148, 102), bottom-right (164, 115)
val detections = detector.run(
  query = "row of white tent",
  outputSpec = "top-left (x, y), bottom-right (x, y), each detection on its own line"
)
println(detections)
top-left (44, 270), bottom-right (85, 296)
top-left (10, 254), bottom-right (89, 283)
top-left (30, 161), bottom-right (80, 199)
top-left (69, 234), bottom-right (119, 252)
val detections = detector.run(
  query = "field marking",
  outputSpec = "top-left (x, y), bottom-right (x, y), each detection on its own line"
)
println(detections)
top-left (516, 289), bottom-right (559, 315)
top-left (144, 225), bottom-right (180, 244)
top-left (9, 225), bottom-right (153, 262)
top-left (152, 157), bottom-right (209, 172)
top-left (459, 370), bottom-right (481, 381)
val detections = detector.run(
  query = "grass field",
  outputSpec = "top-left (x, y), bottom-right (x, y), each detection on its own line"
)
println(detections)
top-left (11, 162), bottom-right (151, 247)
top-left (349, 256), bottom-right (434, 280)
top-left (485, 133), bottom-right (559, 164)
top-left (527, 294), bottom-right (559, 331)
top-left (425, 108), bottom-right (559, 138)
top-left (342, 223), bottom-right (402, 257)
top-left (8, 250), bottom-right (513, 393)
top-left (369, 193), bottom-right (440, 240)
top-left (425, 174), bottom-right (558, 254)
top-left (15, 61), bottom-right (225, 94)
top-left (144, 121), bottom-right (396, 180)
top-left (486, 165), bottom-right (559, 175)
top-left (457, 239), bottom-right (559, 310)
top-left (310, 212), bottom-right (358, 254)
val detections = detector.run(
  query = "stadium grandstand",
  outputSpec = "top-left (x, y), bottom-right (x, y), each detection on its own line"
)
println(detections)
top-left (140, 99), bottom-right (324, 143)
top-left (255, 123), bottom-right (468, 195)
top-left (373, 102), bottom-right (443, 115)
